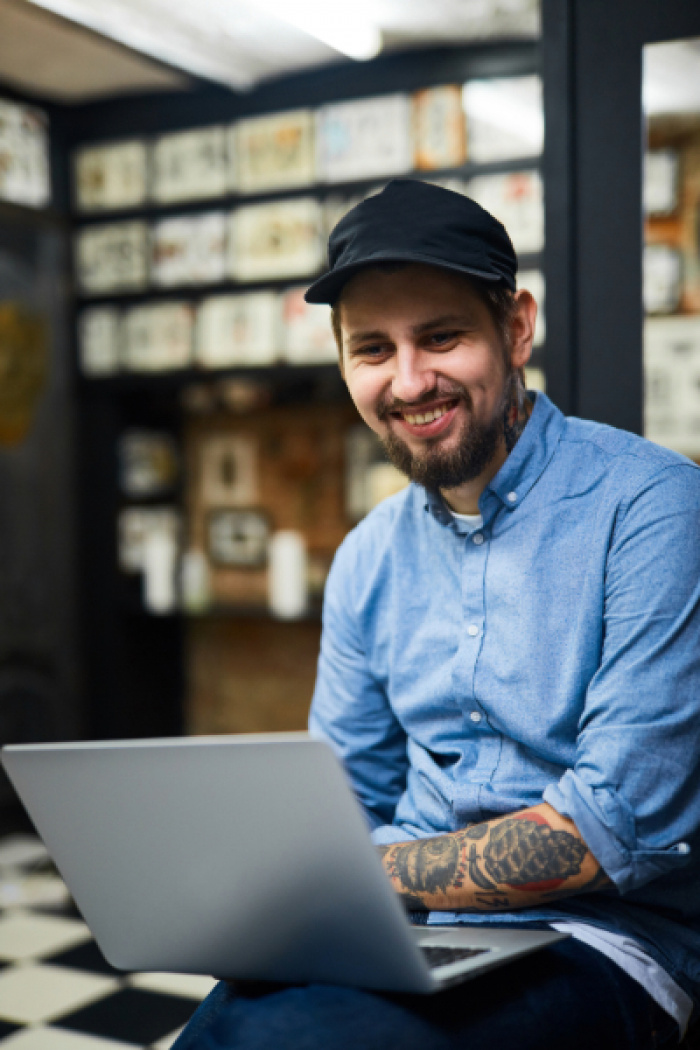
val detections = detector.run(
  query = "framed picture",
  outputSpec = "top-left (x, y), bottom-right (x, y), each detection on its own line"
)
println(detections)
top-left (280, 285), bottom-right (336, 364)
top-left (644, 315), bottom-right (700, 456)
top-left (644, 149), bottom-right (680, 217)
top-left (232, 109), bottom-right (316, 193)
top-left (151, 126), bottom-right (229, 203)
top-left (207, 508), bottom-right (270, 568)
top-left (196, 292), bottom-right (278, 368)
top-left (316, 94), bottom-right (413, 183)
top-left (151, 212), bottom-right (227, 287)
top-left (228, 198), bottom-right (323, 281)
top-left (643, 244), bottom-right (683, 314)
top-left (117, 506), bottom-right (181, 573)
top-left (413, 85), bottom-right (467, 170)
top-left (78, 306), bottom-right (122, 376)
top-left (467, 171), bottom-right (544, 255)
top-left (121, 302), bottom-right (194, 372)
top-left (200, 433), bottom-right (259, 507)
top-left (462, 76), bottom-right (544, 163)
top-left (74, 141), bottom-right (148, 212)
top-left (0, 100), bottom-right (50, 208)
top-left (75, 221), bottom-right (149, 295)
top-left (118, 429), bottom-right (179, 498)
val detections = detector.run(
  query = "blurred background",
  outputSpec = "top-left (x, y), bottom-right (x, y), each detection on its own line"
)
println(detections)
top-left (0, 0), bottom-right (698, 835)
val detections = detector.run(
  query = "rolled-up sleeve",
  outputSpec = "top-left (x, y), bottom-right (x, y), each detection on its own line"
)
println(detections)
top-left (544, 463), bottom-right (700, 895)
top-left (309, 532), bottom-right (408, 830)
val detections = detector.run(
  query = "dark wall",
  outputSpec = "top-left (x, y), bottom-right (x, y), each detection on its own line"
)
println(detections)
top-left (0, 198), bottom-right (81, 830)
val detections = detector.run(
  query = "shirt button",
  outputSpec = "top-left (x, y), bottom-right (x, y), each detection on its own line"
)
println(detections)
top-left (507, 491), bottom-right (517, 503)
top-left (470, 711), bottom-right (482, 723)
top-left (472, 533), bottom-right (484, 545)
top-left (467, 624), bottom-right (479, 636)
top-left (678, 842), bottom-right (691, 855)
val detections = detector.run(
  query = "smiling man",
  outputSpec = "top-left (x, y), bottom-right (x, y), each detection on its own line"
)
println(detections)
top-left (175, 180), bottom-right (700, 1049)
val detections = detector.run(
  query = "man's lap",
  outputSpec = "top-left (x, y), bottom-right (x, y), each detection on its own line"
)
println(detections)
top-left (172, 939), bottom-right (679, 1050)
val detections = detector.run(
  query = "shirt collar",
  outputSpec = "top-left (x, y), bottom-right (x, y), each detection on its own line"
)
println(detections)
top-left (423, 393), bottom-right (566, 527)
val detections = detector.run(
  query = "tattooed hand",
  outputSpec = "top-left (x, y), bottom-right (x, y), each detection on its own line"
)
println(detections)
top-left (378, 803), bottom-right (610, 913)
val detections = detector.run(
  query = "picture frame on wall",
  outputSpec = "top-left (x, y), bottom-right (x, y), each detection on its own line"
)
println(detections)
top-left (316, 94), bottom-right (413, 183)
top-left (78, 306), bottom-right (122, 376)
top-left (151, 212), bottom-right (227, 287)
top-left (151, 126), bottom-right (229, 203)
top-left (280, 285), bottom-right (336, 364)
top-left (228, 199), bottom-right (323, 281)
top-left (117, 506), bottom-right (181, 574)
top-left (74, 141), bottom-right (148, 212)
top-left (232, 109), bottom-right (316, 193)
top-left (200, 434), bottom-right (259, 507)
top-left (643, 244), bottom-right (683, 314)
top-left (462, 76), bottom-right (544, 164)
top-left (467, 171), bottom-right (544, 255)
top-left (121, 302), bottom-right (194, 372)
top-left (118, 429), bottom-right (180, 498)
top-left (644, 315), bottom-right (700, 457)
top-left (196, 292), bottom-right (278, 368)
top-left (644, 149), bottom-right (680, 217)
top-left (0, 99), bottom-right (50, 208)
top-left (75, 221), bottom-right (149, 295)
top-left (412, 85), bottom-right (467, 170)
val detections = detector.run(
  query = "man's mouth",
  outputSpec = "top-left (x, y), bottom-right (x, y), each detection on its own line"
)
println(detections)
top-left (399, 402), bottom-right (454, 425)
top-left (388, 398), bottom-right (461, 437)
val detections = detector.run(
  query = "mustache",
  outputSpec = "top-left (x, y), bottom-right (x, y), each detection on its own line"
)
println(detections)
top-left (377, 383), bottom-right (471, 422)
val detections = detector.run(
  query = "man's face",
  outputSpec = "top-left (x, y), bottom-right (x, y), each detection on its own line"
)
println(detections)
top-left (338, 263), bottom-right (531, 491)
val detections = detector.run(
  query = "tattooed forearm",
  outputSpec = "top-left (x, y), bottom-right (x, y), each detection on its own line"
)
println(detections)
top-left (378, 804), bottom-right (607, 913)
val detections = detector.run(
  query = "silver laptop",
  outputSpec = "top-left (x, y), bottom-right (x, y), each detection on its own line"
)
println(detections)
top-left (1, 733), bottom-right (565, 994)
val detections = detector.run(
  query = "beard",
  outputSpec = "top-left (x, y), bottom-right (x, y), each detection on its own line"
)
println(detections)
top-left (378, 378), bottom-right (509, 492)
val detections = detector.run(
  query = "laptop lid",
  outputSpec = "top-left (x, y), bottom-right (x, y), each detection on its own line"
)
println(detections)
top-left (2, 734), bottom-right (565, 993)
top-left (2, 734), bottom-right (438, 991)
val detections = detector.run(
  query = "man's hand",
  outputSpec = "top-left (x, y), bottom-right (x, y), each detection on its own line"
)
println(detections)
top-left (377, 803), bottom-right (611, 912)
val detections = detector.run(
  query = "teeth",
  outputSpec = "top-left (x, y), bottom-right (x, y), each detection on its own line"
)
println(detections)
top-left (403, 404), bottom-right (449, 425)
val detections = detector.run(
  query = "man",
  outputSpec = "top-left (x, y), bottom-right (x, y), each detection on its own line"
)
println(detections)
top-left (176, 180), bottom-right (700, 1049)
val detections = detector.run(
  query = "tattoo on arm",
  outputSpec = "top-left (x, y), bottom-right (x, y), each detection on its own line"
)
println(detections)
top-left (379, 812), bottom-right (600, 912)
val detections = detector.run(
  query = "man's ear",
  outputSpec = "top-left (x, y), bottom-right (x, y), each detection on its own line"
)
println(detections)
top-left (509, 289), bottom-right (537, 370)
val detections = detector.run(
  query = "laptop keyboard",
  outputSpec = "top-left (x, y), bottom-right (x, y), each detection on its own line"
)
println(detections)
top-left (421, 945), bottom-right (489, 969)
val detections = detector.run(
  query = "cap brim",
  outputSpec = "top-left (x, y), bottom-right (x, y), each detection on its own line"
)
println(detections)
top-left (304, 251), bottom-right (509, 305)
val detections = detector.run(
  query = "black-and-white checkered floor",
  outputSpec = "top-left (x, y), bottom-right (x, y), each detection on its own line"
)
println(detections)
top-left (0, 835), bottom-right (213, 1049)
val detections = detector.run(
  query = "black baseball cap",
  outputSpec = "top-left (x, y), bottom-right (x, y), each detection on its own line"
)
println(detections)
top-left (305, 178), bottom-right (517, 306)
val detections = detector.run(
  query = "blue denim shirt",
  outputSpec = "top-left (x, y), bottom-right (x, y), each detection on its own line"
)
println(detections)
top-left (310, 392), bottom-right (700, 1005)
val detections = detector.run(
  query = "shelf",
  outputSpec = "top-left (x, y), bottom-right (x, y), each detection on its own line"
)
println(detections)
top-left (77, 362), bottom-right (346, 395)
top-left (74, 253), bottom-right (545, 308)
top-left (71, 156), bottom-right (543, 227)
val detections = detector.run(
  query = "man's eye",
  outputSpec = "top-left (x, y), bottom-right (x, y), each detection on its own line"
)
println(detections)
top-left (429, 332), bottom-right (457, 346)
top-left (359, 345), bottom-right (389, 358)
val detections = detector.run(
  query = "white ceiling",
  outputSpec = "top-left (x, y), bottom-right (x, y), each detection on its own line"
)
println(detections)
top-left (0, 0), bottom-right (540, 102)
top-left (0, 0), bottom-right (189, 101)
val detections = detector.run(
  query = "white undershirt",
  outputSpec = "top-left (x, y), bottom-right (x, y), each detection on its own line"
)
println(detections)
top-left (447, 508), bottom-right (692, 1035)
top-left (449, 510), bottom-right (483, 529)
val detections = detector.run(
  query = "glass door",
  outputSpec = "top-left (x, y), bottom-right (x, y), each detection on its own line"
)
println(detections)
top-left (643, 39), bottom-right (700, 461)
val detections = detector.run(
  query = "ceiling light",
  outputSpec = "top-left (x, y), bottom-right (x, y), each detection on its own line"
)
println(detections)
top-left (252, 0), bottom-right (382, 61)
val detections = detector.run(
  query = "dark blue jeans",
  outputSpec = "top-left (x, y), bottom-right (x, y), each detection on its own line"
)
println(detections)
top-left (172, 939), bottom-right (682, 1050)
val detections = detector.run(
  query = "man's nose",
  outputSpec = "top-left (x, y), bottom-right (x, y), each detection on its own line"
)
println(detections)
top-left (391, 348), bottom-right (435, 405)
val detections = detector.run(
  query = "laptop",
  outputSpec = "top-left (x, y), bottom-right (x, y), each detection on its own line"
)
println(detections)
top-left (1, 733), bottom-right (565, 994)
